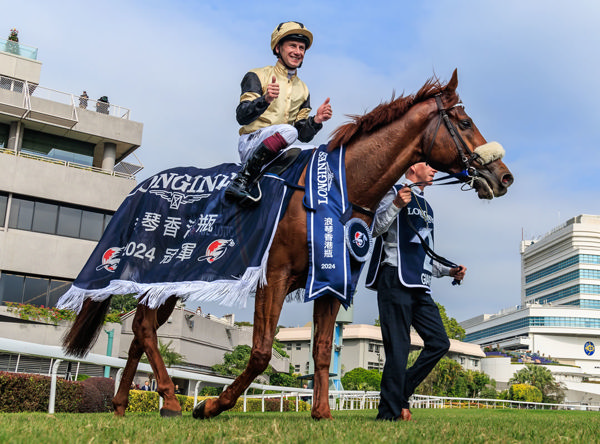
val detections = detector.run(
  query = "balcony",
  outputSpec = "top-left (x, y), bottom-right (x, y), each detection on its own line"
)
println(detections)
top-left (0, 75), bottom-right (131, 126)
top-left (0, 38), bottom-right (38, 61)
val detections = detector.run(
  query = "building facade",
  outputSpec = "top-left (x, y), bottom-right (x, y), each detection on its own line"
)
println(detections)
top-left (462, 215), bottom-right (600, 402)
top-left (276, 323), bottom-right (485, 379)
top-left (0, 36), bottom-right (143, 308)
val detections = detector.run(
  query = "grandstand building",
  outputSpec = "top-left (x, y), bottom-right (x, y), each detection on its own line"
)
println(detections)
top-left (0, 34), bottom-right (142, 313)
top-left (462, 215), bottom-right (600, 403)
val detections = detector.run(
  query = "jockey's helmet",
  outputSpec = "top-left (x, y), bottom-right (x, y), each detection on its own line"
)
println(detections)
top-left (271, 21), bottom-right (313, 55)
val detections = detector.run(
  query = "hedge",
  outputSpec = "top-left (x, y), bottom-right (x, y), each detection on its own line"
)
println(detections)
top-left (0, 371), bottom-right (82, 413)
top-left (0, 372), bottom-right (310, 414)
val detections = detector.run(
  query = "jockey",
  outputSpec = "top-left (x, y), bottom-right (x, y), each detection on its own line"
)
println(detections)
top-left (226, 21), bottom-right (333, 203)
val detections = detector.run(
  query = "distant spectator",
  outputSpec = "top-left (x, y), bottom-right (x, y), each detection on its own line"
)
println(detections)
top-left (174, 384), bottom-right (182, 395)
top-left (79, 91), bottom-right (89, 109)
top-left (141, 380), bottom-right (152, 391)
top-left (96, 95), bottom-right (109, 114)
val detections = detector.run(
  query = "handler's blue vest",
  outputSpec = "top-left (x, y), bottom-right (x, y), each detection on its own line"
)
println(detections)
top-left (366, 185), bottom-right (434, 291)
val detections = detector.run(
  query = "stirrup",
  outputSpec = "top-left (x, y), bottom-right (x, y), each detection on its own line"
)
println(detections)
top-left (238, 182), bottom-right (263, 208)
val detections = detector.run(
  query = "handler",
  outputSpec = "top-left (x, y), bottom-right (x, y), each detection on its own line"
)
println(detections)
top-left (366, 162), bottom-right (466, 421)
top-left (225, 21), bottom-right (332, 203)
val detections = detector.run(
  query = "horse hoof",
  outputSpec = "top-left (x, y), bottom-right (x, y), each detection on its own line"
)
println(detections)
top-left (192, 400), bottom-right (208, 419)
top-left (160, 408), bottom-right (182, 417)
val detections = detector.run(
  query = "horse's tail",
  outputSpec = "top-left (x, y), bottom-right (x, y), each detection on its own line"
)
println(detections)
top-left (62, 297), bottom-right (112, 357)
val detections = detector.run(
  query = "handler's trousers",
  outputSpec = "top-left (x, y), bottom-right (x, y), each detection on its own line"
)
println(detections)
top-left (376, 265), bottom-right (450, 420)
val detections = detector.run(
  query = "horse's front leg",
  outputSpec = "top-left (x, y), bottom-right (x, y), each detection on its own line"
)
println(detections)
top-left (194, 283), bottom-right (287, 419)
top-left (311, 295), bottom-right (341, 420)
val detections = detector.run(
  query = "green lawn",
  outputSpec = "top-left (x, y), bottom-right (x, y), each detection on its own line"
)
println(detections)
top-left (0, 408), bottom-right (598, 444)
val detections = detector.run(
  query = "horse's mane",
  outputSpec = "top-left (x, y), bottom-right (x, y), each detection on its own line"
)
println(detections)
top-left (329, 75), bottom-right (452, 150)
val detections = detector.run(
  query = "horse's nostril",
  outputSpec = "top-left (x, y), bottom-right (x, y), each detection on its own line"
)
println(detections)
top-left (502, 173), bottom-right (514, 187)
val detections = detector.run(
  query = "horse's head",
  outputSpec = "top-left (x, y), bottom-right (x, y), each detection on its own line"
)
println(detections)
top-left (423, 70), bottom-right (513, 199)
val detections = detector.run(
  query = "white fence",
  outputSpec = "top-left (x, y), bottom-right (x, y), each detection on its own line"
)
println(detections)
top-left (411, 394), bottom-right (600, 412)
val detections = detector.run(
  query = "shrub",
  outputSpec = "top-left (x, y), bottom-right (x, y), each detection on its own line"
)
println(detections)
top-left (127, 390), bottom-right (159, 412)
top-left (80, 377), bottom-right (114, 412)
top-left (509, 383), bottom-right (543, 403)
top-left (0, 371), bottom-right (82, 413)
top-left (200, 386), bottom-right (221, 396)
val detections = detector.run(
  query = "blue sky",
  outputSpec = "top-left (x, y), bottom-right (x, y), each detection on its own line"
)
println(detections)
top-left (4, 0), bottom-right (600, 327)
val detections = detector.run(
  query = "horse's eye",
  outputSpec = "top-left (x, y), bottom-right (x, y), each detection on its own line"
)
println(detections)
top-left (459, 119), bottom-right (472, 130)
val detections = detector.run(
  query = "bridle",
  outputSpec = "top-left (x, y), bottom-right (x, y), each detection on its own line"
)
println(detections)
top-left (424, 95), bottom-right (483, 178)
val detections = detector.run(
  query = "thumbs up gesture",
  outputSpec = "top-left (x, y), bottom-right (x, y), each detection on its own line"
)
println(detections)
top-left (265, 76), bottom-right (280, 103)
top-left (314, 97), bottom-right (332, 124)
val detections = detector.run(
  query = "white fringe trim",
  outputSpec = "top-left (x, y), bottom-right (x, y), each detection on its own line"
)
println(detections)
top-left (57, 265), bottom-right (266, 314)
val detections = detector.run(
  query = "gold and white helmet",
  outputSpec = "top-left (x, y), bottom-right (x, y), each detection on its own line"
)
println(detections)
top-left (271, 21), bottom-right (313, 55)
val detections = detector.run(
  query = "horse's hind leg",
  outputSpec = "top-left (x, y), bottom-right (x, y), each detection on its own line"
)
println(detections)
top-left (194, 285), bottom-right (287, 419)
top-left (311, 295), bottom-right (341, 420)
top-left (113, 296), bottom-right (180, 417)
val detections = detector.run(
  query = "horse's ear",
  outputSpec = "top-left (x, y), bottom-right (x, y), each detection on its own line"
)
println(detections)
top-left (446, 69), bottom-right (458, 95)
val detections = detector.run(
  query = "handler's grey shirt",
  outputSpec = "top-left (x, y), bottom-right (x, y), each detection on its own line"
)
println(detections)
top-left (372, 181), bottom-right (450, 277)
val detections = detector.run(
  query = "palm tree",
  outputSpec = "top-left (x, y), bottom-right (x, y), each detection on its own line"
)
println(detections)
top-left (509, 364), bottom-right (564, 403)
top-left (140, 339), bottom-right (185, 368)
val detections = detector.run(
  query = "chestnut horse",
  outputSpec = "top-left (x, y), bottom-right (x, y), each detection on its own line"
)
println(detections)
top-left (63, 70), bottom-right (513, 420)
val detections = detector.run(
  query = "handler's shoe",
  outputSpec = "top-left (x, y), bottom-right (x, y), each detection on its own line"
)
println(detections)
top-left (398, 408), bottom-right (413, 421)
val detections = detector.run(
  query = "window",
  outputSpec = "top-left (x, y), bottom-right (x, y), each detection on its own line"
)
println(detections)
top-left (0, 122), bottom-right (9, 148)
top-left (80, 210), bottom-right (105, 241)
top-left (0, 193), bottom-right (7, 227)
top-left (294, 365), bottom-right (301, 373)
top-left (48, 279), bottom-right (70, 307)
top-left (367, 361), bottom-right (383, 371)
top-left (368, 342), bottom-right (381, 353)
top-left (7, 194), bottom-right (113, 241)
top-left (0, 271), bottom-right (72, 307)
top-left (286, 343), bottom-right (292, 351)
top-left (31, 201), bottom-right (58, 234)
top-left (9, 197), bottom-right (34, 230)
top-left (0, 273), bottom-right (24, 304)
top-left (296, 343), bottom-right (302, 350)
top-left (23, 276), bottom-right (48, 306)
top-left (57, 206), bottom-right (82, 237)
top-left (21, 129), bottom-right (94, 166)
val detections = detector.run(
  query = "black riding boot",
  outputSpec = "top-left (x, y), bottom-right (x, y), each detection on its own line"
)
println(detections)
top-left (225, 144), bottom-right (278, 203)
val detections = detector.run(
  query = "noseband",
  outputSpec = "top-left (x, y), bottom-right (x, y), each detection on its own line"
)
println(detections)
top-left (424, 95), bottom-right (504, 176)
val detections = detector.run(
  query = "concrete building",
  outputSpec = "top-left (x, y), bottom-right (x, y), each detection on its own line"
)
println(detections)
top-left (0, 34), bottom-right (143, 308)
top-left (462, 215), bottom-right (600, 403)
top-left (276, 323), bottom-right (485, 379)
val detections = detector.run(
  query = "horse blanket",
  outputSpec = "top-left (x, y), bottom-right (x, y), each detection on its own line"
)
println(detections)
top-left (57, 146), bottom-right (364, 313)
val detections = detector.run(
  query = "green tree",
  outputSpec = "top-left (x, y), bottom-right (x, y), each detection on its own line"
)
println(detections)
top-left (414, 358), bottom-right (466, 397)
top-left (436, 303), bottom-right (466, 340)
top-left (109, 294), bottom-right (138, 315)
top-left (509, 364), bottom-right (565, 403)
top-left (212, 345), bottom-right (271, 377)
top-left (341, 367), bottom-right (381, 391)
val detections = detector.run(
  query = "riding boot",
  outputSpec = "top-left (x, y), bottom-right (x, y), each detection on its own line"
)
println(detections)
top-left (225, 143), bottom-right (279, 203)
